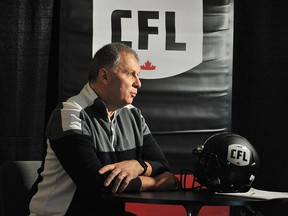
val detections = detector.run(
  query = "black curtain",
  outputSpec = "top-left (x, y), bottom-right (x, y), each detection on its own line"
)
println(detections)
top-left (0, 0), bottom-right (59, 162)
top-left (232, 1), bottom-right (288, 214)
top-left (233, 0), bottom-right (288, 192)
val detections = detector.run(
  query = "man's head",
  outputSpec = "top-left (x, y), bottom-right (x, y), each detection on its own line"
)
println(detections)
top-left (89, 43), bottom-right (141, 112)
top-left (90, 42), bottom-right (139, 82)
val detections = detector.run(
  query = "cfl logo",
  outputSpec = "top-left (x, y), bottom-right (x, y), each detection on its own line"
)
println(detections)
top-left (227, 144), bottom-right (251, 166)
top-left (93, 0), bottom-right (203, 79)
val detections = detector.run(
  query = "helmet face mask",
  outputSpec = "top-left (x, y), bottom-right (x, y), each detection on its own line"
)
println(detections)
top-left (181, 132), bottom-right (260, 193)
top-left (194, 148), bottom-right (223, 190)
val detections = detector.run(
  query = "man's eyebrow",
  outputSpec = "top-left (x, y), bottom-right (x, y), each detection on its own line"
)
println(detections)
top-left (134, 70), bottom-right (140, 75)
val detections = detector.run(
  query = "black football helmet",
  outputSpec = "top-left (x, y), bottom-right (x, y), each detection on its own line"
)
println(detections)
top-left (181, 132), bottom-right (260, 193)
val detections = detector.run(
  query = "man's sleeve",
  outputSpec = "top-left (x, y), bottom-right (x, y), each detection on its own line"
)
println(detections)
top-left (50, 134), bottom-right (142, 193)
top-left (142, 133), bottom-right (172, 176)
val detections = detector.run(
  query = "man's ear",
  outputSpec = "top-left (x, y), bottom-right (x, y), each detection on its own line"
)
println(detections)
top-left (99, 68), bottom-right (108, 83)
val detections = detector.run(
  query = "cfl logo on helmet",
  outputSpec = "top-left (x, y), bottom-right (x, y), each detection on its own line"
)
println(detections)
top-left (227, 144), bottom-right (251, 166)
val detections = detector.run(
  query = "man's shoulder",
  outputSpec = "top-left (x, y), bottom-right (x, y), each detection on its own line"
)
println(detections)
top-left (62, 83), bottom-right (97, 112)
top-left (46, 92), bottom-right (94, 138)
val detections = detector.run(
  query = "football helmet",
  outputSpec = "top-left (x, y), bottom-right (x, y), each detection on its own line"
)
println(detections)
top-left (181, 132), bottom-right (260, 193)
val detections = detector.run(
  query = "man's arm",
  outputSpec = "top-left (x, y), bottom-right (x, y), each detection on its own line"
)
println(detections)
top-left (99, 159), bottom-right (179, 193)
top-left (50, 135), bottom-right (144, 193)
top-left (139, 171), bottom-right (180, 191)
top-left (98, 128), bottom-right (180, 193)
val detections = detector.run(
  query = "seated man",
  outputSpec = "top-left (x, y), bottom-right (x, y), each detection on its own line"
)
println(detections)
top-left (28, 42), bottom-right (179, 216)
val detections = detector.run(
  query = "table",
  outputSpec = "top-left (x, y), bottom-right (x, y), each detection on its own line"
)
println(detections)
top-left (102, 190), bottom-right (288, 216)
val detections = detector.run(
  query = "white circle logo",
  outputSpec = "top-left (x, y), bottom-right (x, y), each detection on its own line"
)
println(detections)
top-left (93, 0), bottom-right (203, 79)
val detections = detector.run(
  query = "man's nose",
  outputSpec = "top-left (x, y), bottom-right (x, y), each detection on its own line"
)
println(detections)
top-left (134, 76), bottom-right (141, 88)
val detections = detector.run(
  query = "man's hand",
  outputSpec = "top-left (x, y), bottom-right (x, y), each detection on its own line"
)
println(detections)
top-left (98, 160), bottom-right (143, 193)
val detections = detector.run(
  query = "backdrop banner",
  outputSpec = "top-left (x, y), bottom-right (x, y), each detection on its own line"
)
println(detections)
top-left (59, 0), bottom-right (233, 133)
top-left (59, 0), bottom-right (234, 169)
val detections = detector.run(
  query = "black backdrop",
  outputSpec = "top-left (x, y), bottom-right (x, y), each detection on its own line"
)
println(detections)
top-left (233, 0), bottom-right (288, 192)
top-left (232, 1), bottom-right (288, 213)
top-left (1, 1), bottom-right (288, 212)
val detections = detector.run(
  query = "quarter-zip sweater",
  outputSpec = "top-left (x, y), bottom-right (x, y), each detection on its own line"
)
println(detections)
top-left (29, 83), bottom-right (171, 216)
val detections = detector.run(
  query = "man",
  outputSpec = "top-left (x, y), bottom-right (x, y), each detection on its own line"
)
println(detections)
top-left (28, 42), bottom-right (179, 216)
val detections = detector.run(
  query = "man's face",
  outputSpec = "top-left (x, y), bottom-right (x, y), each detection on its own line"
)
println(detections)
top-left (108, 52), bottom-right (141, 108)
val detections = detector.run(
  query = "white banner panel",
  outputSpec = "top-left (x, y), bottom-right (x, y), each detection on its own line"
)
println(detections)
top-left (93, 0), bottom-right (203, 79)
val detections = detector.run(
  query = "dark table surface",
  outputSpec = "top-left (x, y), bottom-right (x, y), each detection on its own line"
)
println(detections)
top-left (102, 189), bottom-right (284, 207)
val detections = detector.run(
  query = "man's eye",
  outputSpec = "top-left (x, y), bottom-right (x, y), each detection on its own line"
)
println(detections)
top-left (127, 72), bottom-right (133, 77)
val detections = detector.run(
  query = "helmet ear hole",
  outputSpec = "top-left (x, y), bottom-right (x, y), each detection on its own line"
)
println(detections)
top-left (181, 132), bottom-right (260, 193)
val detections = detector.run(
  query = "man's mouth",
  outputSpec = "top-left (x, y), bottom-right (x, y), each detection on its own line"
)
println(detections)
top-left (131, 92), bottom-right (137, 97)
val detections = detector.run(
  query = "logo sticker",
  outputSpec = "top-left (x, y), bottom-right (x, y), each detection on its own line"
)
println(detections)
top-left (93, 0), bottom-right (203, 79)
top-left (227, 144), bottom-right (251, 166)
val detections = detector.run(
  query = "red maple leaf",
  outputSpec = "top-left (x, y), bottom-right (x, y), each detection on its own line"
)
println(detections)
top-left (141, 60), bottom-right (156, 70)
